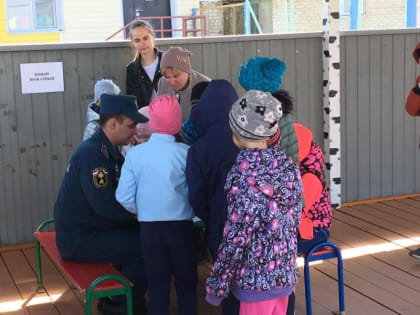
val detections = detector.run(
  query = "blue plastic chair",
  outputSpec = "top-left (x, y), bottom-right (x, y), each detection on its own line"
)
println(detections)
top-left (302, 241), bottom-right (345, 315)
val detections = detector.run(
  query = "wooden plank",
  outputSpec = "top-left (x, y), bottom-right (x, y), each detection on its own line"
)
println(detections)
top-left (387, 198), bottom-right (420, 217)
top-left (0, 51), bottom-right (14, 246)
top-left (319, 256), bottom-right (420, 315)
top-left (11, 51), bottom-right (32, 245)
top-left (44, 50), bottom-right (67, 211)
top-left (108, 47), bottom-right (131, 92)
top-left (61, 49), bottom-right (82, 155)
top-left (4, 193), bottom-right (420, 315)
top-left (305, 263), bottom-right (398, 315)
top-left (28, 50), bottom-right (51, 237)
top-left (368, 35), bottom-right (383, 199)
top-left (356, 35), bottom-right (372, 199)
top-left (379, 34), bottom-right (394, 197)
top-left (342, 35), bottom-right (359, 202)
top-left (23, 248), bottom-right (86, 315)
top-left (2, 250), bottom-right (56, 315)
top-left (338, 204), bottom-right (420, 235)
top-left (201, 42), bottom-right (219, 82)
top-left (0, 251), bottom-right (30, 315)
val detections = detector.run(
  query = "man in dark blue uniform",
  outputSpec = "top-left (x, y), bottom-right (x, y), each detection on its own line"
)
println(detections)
top-left (54, 93), bottom-right (148, 315)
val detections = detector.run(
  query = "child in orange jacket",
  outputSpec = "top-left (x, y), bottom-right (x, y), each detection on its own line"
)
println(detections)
top-left (406, 42), bottom-right (420, 260)
top-left (405, 42), bottom-right (420, 117)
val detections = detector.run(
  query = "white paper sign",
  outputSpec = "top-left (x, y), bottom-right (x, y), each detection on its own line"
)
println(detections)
top-left (20, 62), bottom-right (64, 94)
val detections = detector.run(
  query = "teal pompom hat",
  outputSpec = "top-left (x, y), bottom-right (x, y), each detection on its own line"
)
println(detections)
top-left (237, 56), bottom-right (286, 93)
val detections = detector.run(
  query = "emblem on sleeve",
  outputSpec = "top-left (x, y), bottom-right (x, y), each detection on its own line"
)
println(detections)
top-left (92, 167), bottom-right (108, 188)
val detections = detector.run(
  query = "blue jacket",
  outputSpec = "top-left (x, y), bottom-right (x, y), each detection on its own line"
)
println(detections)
top-left (54, 129), bottom-right (135, 259)
top-left (116, 133), bottom-right (194, 222)
top-left (186, 79), bottom-right (239, 254)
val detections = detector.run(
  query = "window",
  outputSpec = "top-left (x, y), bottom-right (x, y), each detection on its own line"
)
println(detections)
top-left (6, 0), bottom-right (63, 33)
top-left (340, 0), bottom-right (365, 16)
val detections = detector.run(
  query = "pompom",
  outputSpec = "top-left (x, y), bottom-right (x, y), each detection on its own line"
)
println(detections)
top-left (237, 56), bottom-right (287, 93)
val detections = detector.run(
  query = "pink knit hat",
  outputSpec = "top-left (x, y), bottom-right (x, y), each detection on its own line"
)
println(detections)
top-left (136, 106), bottom-right (152, 136)
top-left (149, 94), bottom-right (182, 135)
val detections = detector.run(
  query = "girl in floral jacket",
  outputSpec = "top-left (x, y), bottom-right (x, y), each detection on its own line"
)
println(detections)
top-left (206, 90), bottom-right (303, 315)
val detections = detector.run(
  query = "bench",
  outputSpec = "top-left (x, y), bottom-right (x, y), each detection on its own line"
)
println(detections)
top-left (34, 218), bottom-right (133, 315)
top-left (300, 241), bottom-right (345, 315)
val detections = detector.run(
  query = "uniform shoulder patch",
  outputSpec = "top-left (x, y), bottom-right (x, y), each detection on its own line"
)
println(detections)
top-left (92, 167), bottom-right (108, 188)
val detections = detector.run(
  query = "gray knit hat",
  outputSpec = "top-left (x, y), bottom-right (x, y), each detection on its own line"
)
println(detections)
top-left (160, 47), bottom-right (192, 73)
top-left (229, 90), bottom-right (283, 141)
top-left (94, 79), bottom-right (121, 102)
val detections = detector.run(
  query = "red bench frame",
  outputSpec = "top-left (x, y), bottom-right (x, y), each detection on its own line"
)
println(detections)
top-left (34, 218), bottom-right (133, 315)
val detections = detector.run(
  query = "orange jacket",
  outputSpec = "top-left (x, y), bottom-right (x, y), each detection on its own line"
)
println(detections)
top-left (295, 124), bottom-right (324, 239)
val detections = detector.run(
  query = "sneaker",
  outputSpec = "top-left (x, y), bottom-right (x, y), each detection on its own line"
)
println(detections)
top-left (409, 247), bottom-right (420, 259)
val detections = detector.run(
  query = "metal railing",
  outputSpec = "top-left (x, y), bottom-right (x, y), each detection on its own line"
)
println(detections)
top-left (105, 15), bottom-right (207, 40)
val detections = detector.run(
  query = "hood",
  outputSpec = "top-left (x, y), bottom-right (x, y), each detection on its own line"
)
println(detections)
top-left (228, 146), bottom-right (302, 207)
top-left (294, 123), bottom-right (313, 162)
top-left (192, 79), bottom-right (238, 135)
top-left (86, 102), bottom-right (100, 124)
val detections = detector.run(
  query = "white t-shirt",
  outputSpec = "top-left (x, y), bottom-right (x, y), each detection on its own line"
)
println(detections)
top-left (144, 57), bottom-right (159, 101)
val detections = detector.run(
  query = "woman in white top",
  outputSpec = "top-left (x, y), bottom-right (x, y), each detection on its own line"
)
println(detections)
top-left (126, 20), bottom-right (163, 108)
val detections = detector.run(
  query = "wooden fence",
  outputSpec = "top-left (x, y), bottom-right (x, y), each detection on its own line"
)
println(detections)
top-left (0, 29), bottom-right (419, 245)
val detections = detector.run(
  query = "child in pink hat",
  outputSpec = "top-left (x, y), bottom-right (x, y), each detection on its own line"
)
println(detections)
top-left (116, 94), bottom-right (197, 315)
top-left (134, 106), bottom-right (152, 144)
top-left (120, 106), bottom-right (152, 155)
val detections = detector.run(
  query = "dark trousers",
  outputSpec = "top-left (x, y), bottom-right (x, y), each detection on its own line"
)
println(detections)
top-left (61, 223), bottom-right (147, 310)
top-left (140, 221), bottom-right (197, 315)
top-left (286, 228), bottom-right (330, 315)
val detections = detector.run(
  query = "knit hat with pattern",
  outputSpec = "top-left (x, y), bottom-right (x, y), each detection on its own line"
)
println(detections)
top-left (229, 90), bottom-right (283, 141)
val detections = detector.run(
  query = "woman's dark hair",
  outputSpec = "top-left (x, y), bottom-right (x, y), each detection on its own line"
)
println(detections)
top-left (271, 89), bottom-right (294, 115)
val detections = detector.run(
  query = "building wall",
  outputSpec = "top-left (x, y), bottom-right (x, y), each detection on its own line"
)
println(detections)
top-left (0, 0), bottom-right (60, 44)
top-left (200, 1), bottom-right (224, 35)
top-left (357, 0), bottom-right (406, 30)
top-left (271, 0), bottom-right (411, 33)
top-left (61, 0), bottom-right (124, 42)
top-left (293, 0), bottom-right (324, 32)
top-left (272, 0), bottom-right (291, 32)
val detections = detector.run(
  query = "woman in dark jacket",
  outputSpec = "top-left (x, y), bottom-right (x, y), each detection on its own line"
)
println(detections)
top-left (126, 20), bottom-right (163, 108)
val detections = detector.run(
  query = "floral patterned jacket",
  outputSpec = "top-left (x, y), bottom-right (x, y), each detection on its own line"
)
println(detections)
top-left (205, 145), bottom-right (303, 305)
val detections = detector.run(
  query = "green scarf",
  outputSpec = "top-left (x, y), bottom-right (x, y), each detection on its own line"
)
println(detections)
top-left (278, 114), bottom-right (305, 210)
top-left (278, 115), bottom-right (298, 163)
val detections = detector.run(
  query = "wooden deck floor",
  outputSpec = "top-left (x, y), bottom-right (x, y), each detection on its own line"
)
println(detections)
top-left (1, 196), bottom-right (420, 315)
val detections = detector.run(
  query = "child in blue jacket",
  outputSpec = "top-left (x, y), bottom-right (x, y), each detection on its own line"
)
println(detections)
top-left (116, 94), bottom-right (197, 315)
